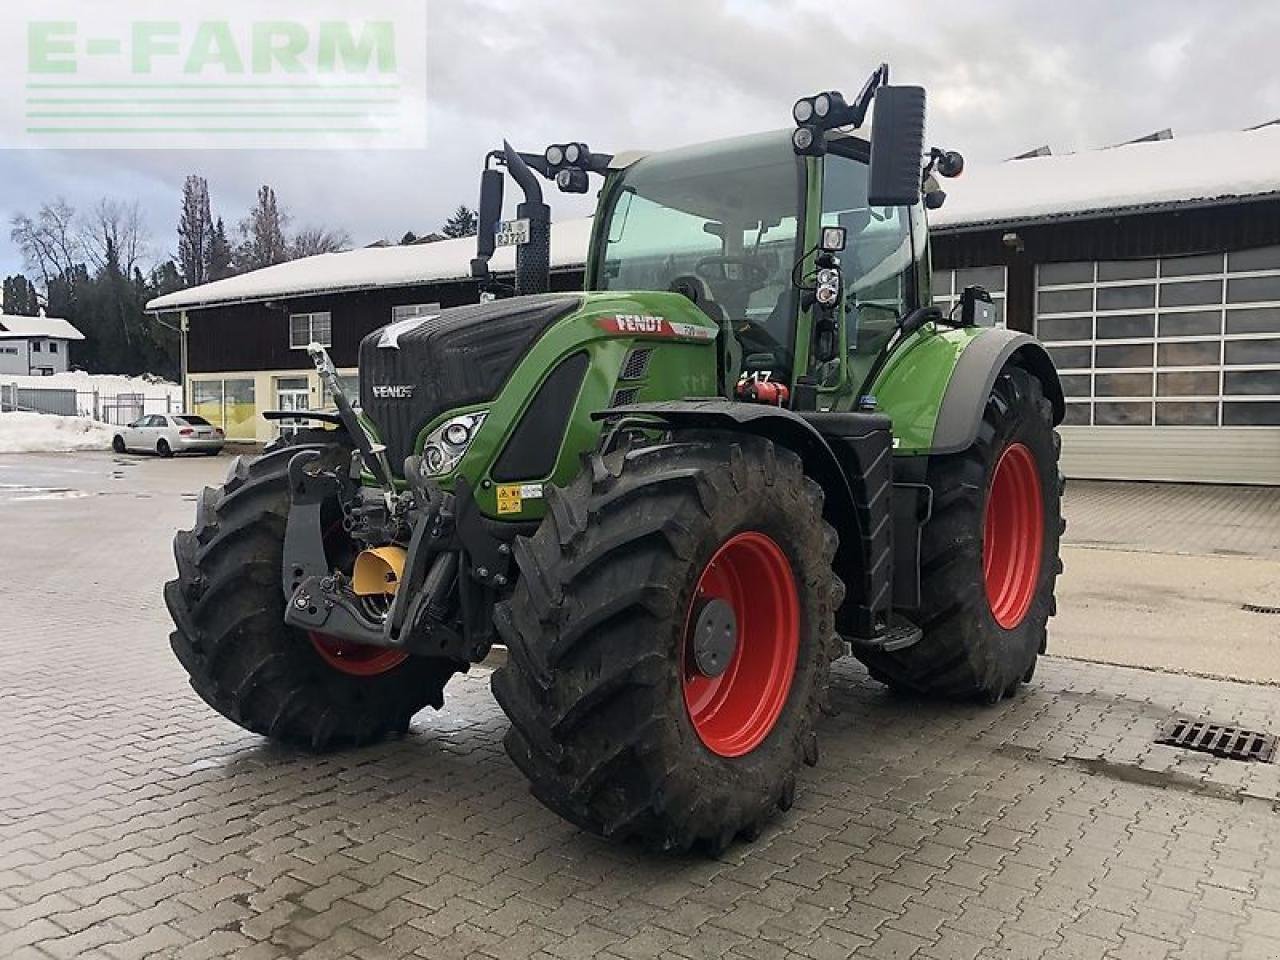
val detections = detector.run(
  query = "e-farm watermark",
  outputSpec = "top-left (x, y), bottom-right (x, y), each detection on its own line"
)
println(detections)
top-left (0, 1), bottom-right (426, 149)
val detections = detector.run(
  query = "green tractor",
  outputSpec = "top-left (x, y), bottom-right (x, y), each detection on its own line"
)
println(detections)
top-left (165, 66), bottom-right (1064, 851)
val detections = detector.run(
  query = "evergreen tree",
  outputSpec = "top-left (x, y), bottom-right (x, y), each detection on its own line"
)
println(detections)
top-left (2, 275), bottom-right (39, 315)
top-left (177, 175), bottom-right (214, 286)
top-left (208, 218), bottom-right (234, 280)
top-left (441, 205), bottom-right (478, 239)
top-left (400, 230), bottom-right (419, 245)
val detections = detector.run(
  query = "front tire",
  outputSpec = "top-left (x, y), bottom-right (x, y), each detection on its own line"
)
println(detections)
top-left (855, 364), bottom-right (1063, 701)
top-left (112, 435), bottom-right (126, 453)
top-left (492, 434), bottom-right (843, 851)
top-left (164, 441), bottom-right (466, 750)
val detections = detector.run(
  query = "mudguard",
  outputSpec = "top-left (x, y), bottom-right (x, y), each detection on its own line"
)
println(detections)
top-left (872, 327), bottom-right (1064, 456)
top-left (595, 399), bottom-right (893, 639)
top-left (931, 331), bottom-right (1064, 456)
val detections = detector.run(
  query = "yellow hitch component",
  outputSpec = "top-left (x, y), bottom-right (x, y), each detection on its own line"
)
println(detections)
top-left (352, 546), bottom-right (407, 597)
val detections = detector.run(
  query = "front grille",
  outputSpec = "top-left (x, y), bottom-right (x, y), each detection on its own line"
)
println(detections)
top-left (359, 294), bottom-right (581, 471)
top-left (619, 348), bottom-right (653, 381)
top-left (1155, 718), bottom-right (1277, 762)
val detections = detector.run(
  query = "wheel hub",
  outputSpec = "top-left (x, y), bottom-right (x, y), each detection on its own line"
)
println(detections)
top-left (691, 597), bottom-right (738, 678)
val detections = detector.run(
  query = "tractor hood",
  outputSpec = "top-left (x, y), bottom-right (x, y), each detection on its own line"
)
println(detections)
top-left (359, 293), bottom-right (582, 470)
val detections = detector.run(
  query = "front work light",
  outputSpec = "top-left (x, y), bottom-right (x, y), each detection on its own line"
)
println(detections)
top-left (793, 98), bottom-right (814, 124)
top-left (792, 125), bottom-right (825, 156)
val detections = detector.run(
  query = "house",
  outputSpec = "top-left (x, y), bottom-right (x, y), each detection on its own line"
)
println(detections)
top-left (148, 124), bottom-right (1280, 483)
top-left (0, 314), bottom-right (85, 376)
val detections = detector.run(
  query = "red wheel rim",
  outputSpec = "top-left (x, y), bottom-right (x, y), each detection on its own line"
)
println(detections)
top-left (983, 443), bottom-right (1044, 630)
top-left (682, 532), bottom-right (800, 758)
top-left (309, 633), bottom-right (408, 677)
top-left (307, 523), bottom-right (409, 678)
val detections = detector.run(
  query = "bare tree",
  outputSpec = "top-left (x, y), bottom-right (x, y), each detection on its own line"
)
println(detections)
top-left (83, 199), bottom-right (147, 276)
top-left (290, 226), bottom-right (352, 259)
top-left (10, 199), bottom-right (80, 289)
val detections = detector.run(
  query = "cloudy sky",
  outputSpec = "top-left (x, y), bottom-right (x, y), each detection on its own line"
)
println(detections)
top-left (2, 0), bottom-right (1278, 281)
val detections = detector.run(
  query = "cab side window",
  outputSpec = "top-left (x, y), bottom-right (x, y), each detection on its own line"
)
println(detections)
top-left (821, 153), bottom-right (915, 356)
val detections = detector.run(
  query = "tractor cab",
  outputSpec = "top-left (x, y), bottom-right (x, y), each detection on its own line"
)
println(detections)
top-left (471, 65), bottom-right (962, 415)
top-left (587, 128), bottom-right (932, 409)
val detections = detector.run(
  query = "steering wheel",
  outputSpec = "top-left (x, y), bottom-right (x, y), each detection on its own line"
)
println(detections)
top-left (694, 256), bottom-right (771, 290)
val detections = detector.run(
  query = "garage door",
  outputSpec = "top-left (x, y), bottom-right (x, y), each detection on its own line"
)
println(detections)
top-left (1034, 247), bottom-right (1280, 483)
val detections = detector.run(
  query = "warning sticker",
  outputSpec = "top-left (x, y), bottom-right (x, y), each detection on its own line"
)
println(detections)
top-left (496, 483), bottom-right (544, 515)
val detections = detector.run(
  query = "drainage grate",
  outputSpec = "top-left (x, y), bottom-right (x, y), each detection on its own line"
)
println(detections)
top-left (1242, 603), bottom-right (1280, 615)
top-left (1156, 718), bottom-right (1277, 763)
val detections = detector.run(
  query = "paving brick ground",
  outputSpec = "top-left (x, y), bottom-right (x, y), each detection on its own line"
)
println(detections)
top-left (1, 452), bottom-right (1278, 960)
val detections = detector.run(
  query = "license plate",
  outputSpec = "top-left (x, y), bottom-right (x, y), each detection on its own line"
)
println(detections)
top-left (495, 218), bottom-right (530, 247)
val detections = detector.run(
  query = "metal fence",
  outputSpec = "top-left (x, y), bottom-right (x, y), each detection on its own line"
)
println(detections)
top-left (1, 383), bottom-right (176, 423)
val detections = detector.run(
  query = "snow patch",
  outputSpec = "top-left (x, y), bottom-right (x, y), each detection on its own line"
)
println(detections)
top-left (3, 370), bottom-right (181, 403)
top-left (0, 412), bottom-right (115, 454)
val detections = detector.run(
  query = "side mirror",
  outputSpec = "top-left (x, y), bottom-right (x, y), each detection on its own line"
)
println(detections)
top-left (471, 168), bottom-right (504, 276)
top-left (868, 85), bottom-right (926, 208)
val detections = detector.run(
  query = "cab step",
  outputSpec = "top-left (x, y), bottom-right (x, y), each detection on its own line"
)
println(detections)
top-left (845, 620), bottom-right (923, 656)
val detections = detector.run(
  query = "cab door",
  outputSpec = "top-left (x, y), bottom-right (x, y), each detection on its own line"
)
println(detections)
top-left (815, 144), bottom-right (924, 410)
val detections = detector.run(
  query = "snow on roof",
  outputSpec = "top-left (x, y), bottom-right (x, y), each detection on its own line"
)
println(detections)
top-left (0, 314), bottom-right (84, 341)
top-left (931, 124), bottom-right (1280, 230)
top-left (147, 217), bottom-right (596, 313)
top-left (149, 125), bottom-right (1280, 314)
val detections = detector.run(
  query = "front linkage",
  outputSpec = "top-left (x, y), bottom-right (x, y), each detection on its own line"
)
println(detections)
top-left (279, 346), bottom-right (513, 665)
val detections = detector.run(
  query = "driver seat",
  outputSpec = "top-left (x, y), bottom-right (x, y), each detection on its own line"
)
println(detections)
top-left (669, 275), bottom-right (742, 387)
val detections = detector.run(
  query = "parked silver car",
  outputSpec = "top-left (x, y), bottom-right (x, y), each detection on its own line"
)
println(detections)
top-left (111, 414), bottom-right (225, 457)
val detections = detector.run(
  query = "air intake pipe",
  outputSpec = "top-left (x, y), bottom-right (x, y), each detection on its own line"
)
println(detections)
top-left (501, 141), bottom-right (551, 296)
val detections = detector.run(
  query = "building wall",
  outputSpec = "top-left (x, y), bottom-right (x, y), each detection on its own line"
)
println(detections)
top-left (0, 338), bottom-right (70, 376)
top-left (186, 269), bottom-right (584, 374)
top-left (0, 340), bottom-right (29, 376)
top-left (186, 366), bottom-right (360, 443)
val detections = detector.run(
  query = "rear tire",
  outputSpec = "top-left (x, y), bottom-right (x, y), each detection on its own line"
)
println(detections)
top-left (854, 365), bottom-right (1063, 701)
top-left (164, 439), bottom-right (465, 750)
top-left (492, 434), bottom-right (844, 851)
top-left (112, 435), bottom-right (126, 453)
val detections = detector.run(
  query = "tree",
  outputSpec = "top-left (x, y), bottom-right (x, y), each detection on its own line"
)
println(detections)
top-left (2, 275), bottom-right (39, 315)
top-left (291, 226), bottom-right (352, 259)
top-left (399, 230), bottom-right (419, 245)
top-left (10, 199), bottom-right (80, 290)
top-left (441, 205), bottom-right (478, 239)
top-left (177, 176), bottom-right (214, 286)
top-left (208, 217), bottom-right (234, 281)
top-left (83, 199), bottom-right (147, 277)
top-left (236, 185), bottom-right (290, 271)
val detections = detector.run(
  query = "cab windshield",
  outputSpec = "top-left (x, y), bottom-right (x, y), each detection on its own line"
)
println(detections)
top-left (596, 132), bottom-right (804, 379)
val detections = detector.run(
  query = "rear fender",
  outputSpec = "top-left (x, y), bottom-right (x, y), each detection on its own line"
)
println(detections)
top-left (872, 327), bottom-right (1064, 456)
top-left (931, 332), bottom-right (1064, 455)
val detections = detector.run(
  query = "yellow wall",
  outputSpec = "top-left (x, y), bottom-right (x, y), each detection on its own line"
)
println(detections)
top-left (186, 368), bottom-right (358, 443)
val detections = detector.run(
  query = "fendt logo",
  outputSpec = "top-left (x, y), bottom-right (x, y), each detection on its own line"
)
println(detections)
top-left (3, 1), bottom-right (427, 150)
top-left (372, 384), bottom-right (414, 399)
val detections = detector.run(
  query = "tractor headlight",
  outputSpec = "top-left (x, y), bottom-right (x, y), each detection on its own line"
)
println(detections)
top-left (564, 142), bottom-right (582, 164)
top-left (545, 144), bottom-right (564, 167)
top-left (420, 411), bottom-right (488, 477)
top-left (793, 97), bottom-right (814, 124)
top-left (813, 93), bottom-right (831, 118)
